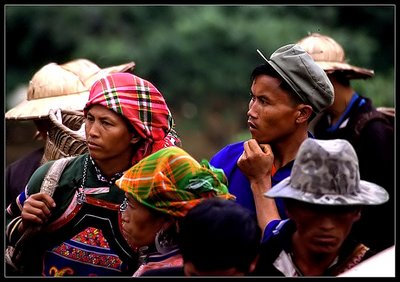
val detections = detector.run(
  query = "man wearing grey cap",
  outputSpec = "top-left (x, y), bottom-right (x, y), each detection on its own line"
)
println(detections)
top-left (252, 138), bottom-right (389, 276)
top-left (210, 44), bottom-right (334, 234)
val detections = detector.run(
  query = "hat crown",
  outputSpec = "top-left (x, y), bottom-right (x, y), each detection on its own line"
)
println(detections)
top-left (290, 139), bottom-right (361, 197)
top-left (265, 138), bottom-right (389, 205)
top-left (6, 59), bottom-right (135, 120)
top-left (296, 33), bottom-right (374, 80)
top-left (262, 44), bottom-right (334, 113)
top-left (27, 62), bottom-right (89, 101)
top-left (297, 33), bottom-right (346, 63)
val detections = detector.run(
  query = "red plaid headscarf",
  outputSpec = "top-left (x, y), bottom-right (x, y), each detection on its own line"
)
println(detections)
top-left (84, 72), bottom-right (181, 165)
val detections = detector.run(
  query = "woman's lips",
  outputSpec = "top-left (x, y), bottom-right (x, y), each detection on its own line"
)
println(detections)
top-left (87, 142), bottom-right (101, 150)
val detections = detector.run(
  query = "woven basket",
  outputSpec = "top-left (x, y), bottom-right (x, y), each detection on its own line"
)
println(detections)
top-left (41, 109), bottom-right (88, 164)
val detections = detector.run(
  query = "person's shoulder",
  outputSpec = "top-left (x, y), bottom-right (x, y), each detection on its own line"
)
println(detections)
top-left (211, 141), bottom-right (245, 161)
top-left (262, 219), bottom-right (291, 243)
top-left (28, 155), bottom-right (83, 186)
top-left (63, 153), bottom-right (87, 165)
top-left (355, 109), bottom-right (394, 140)
top-left (41, 154), bottom-right (82, 171)
top-left (255, 220), bottom-right (292, 275)
top-left (343, 103), bottom-right (393, 144)
top-left (7, 147), bottom-right (44, 170)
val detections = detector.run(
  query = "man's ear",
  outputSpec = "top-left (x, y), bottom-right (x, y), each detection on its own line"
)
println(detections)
top-left (296, 105), bottom-right (313, 123)
top-left (354, 207), bottom-right (362, 222)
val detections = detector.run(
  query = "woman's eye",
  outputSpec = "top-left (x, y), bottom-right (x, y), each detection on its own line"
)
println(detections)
top-left (102, 120), bottom-right (112, 126)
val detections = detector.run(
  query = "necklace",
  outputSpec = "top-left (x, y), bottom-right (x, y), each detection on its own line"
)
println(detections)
top-left (76, 155), bottom-right (88, 204)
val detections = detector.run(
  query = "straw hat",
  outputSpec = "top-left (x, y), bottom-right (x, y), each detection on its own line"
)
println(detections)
top-left (5, 59), bottom-right (135, 120)
top-left (296, 33), bottom-right (374, 79)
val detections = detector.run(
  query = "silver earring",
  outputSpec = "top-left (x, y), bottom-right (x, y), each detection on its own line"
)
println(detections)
top-left (155, 227), bottom-right (178, 254)
top-left (120, 197), bottom-right (128, 212)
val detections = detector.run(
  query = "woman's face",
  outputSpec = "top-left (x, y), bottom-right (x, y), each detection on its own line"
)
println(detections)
top-left (121, 193), bottom-right (166, 249)
top-left (85, 105), bottom-right (139, 163)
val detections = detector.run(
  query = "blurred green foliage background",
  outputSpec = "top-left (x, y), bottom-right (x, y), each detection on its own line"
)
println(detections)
top-left (5, 5), bottom-right (395, 164)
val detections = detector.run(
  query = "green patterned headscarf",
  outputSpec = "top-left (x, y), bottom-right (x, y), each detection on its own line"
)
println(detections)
top-left (116, 146), bottom-right (235, 217)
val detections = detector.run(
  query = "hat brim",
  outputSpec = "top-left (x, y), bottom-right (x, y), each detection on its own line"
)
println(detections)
top-left (265, 176), bottom-right (389, 206)
top-left (5, 91), bottom-right (89, 120)
top-left (316, 61), bottom-right (374, 79)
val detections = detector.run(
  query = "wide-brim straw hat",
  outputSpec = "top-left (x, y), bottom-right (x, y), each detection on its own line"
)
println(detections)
top-left (5, 59), bottom-right (135, 120)
top-left (296, 33), bottom-right (374, 80)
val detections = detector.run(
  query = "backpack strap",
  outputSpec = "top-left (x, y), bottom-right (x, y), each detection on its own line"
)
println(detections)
top-left (6, 157), bottom-right (74, 272)
top-left (40, 156), bottom-right (74, 196)
top-left (352, 109), bottom-right (394, 145)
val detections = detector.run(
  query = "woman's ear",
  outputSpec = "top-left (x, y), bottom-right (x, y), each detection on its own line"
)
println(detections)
top-left (130, 135), bottom-right (141, 145)
top-left (295, 105), bottom-right (313, 123)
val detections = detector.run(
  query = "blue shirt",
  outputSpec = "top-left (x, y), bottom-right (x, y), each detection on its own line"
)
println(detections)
top-left (210, 141), bottom-right (293, 220)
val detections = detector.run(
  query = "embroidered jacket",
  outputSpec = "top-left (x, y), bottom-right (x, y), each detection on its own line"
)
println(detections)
top-left (6, 153), bottom-right (137, 276)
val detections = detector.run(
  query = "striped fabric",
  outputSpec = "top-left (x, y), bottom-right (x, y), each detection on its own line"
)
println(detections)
top-left (84, 72), bottom-right (181, 165)
top-left (116, 147), bottom-right (235, 217)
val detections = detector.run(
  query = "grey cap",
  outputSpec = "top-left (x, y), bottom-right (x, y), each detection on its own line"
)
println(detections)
top-left (257, 44), bottom-right (334, 113)
top-left (265, 138), bottom-right (389, 206)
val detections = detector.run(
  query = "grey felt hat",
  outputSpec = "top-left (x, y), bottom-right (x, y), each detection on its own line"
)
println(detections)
top-left (265, 138), bottom-right (389, 205)
top-left (257, 44), bottom-right (334, 113)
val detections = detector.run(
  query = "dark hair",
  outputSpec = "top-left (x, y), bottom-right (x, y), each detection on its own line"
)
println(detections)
top-left (251, 64), bottom-right (304, 106)
top-left (178, 198), bottom-right (261, 273)
top-left (330, 72), bottom-right (351, 86)
top-left (251, 64), bottom-right (317, 121)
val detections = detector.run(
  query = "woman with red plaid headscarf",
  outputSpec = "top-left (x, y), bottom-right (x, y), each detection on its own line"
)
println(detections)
top-left (6, 72), bottom-right (181, 276)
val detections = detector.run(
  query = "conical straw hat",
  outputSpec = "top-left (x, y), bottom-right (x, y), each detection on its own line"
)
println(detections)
top-left (297, 33), bottom-right (374, 80)
top-left (6, 59), bottom-right (135, 120)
